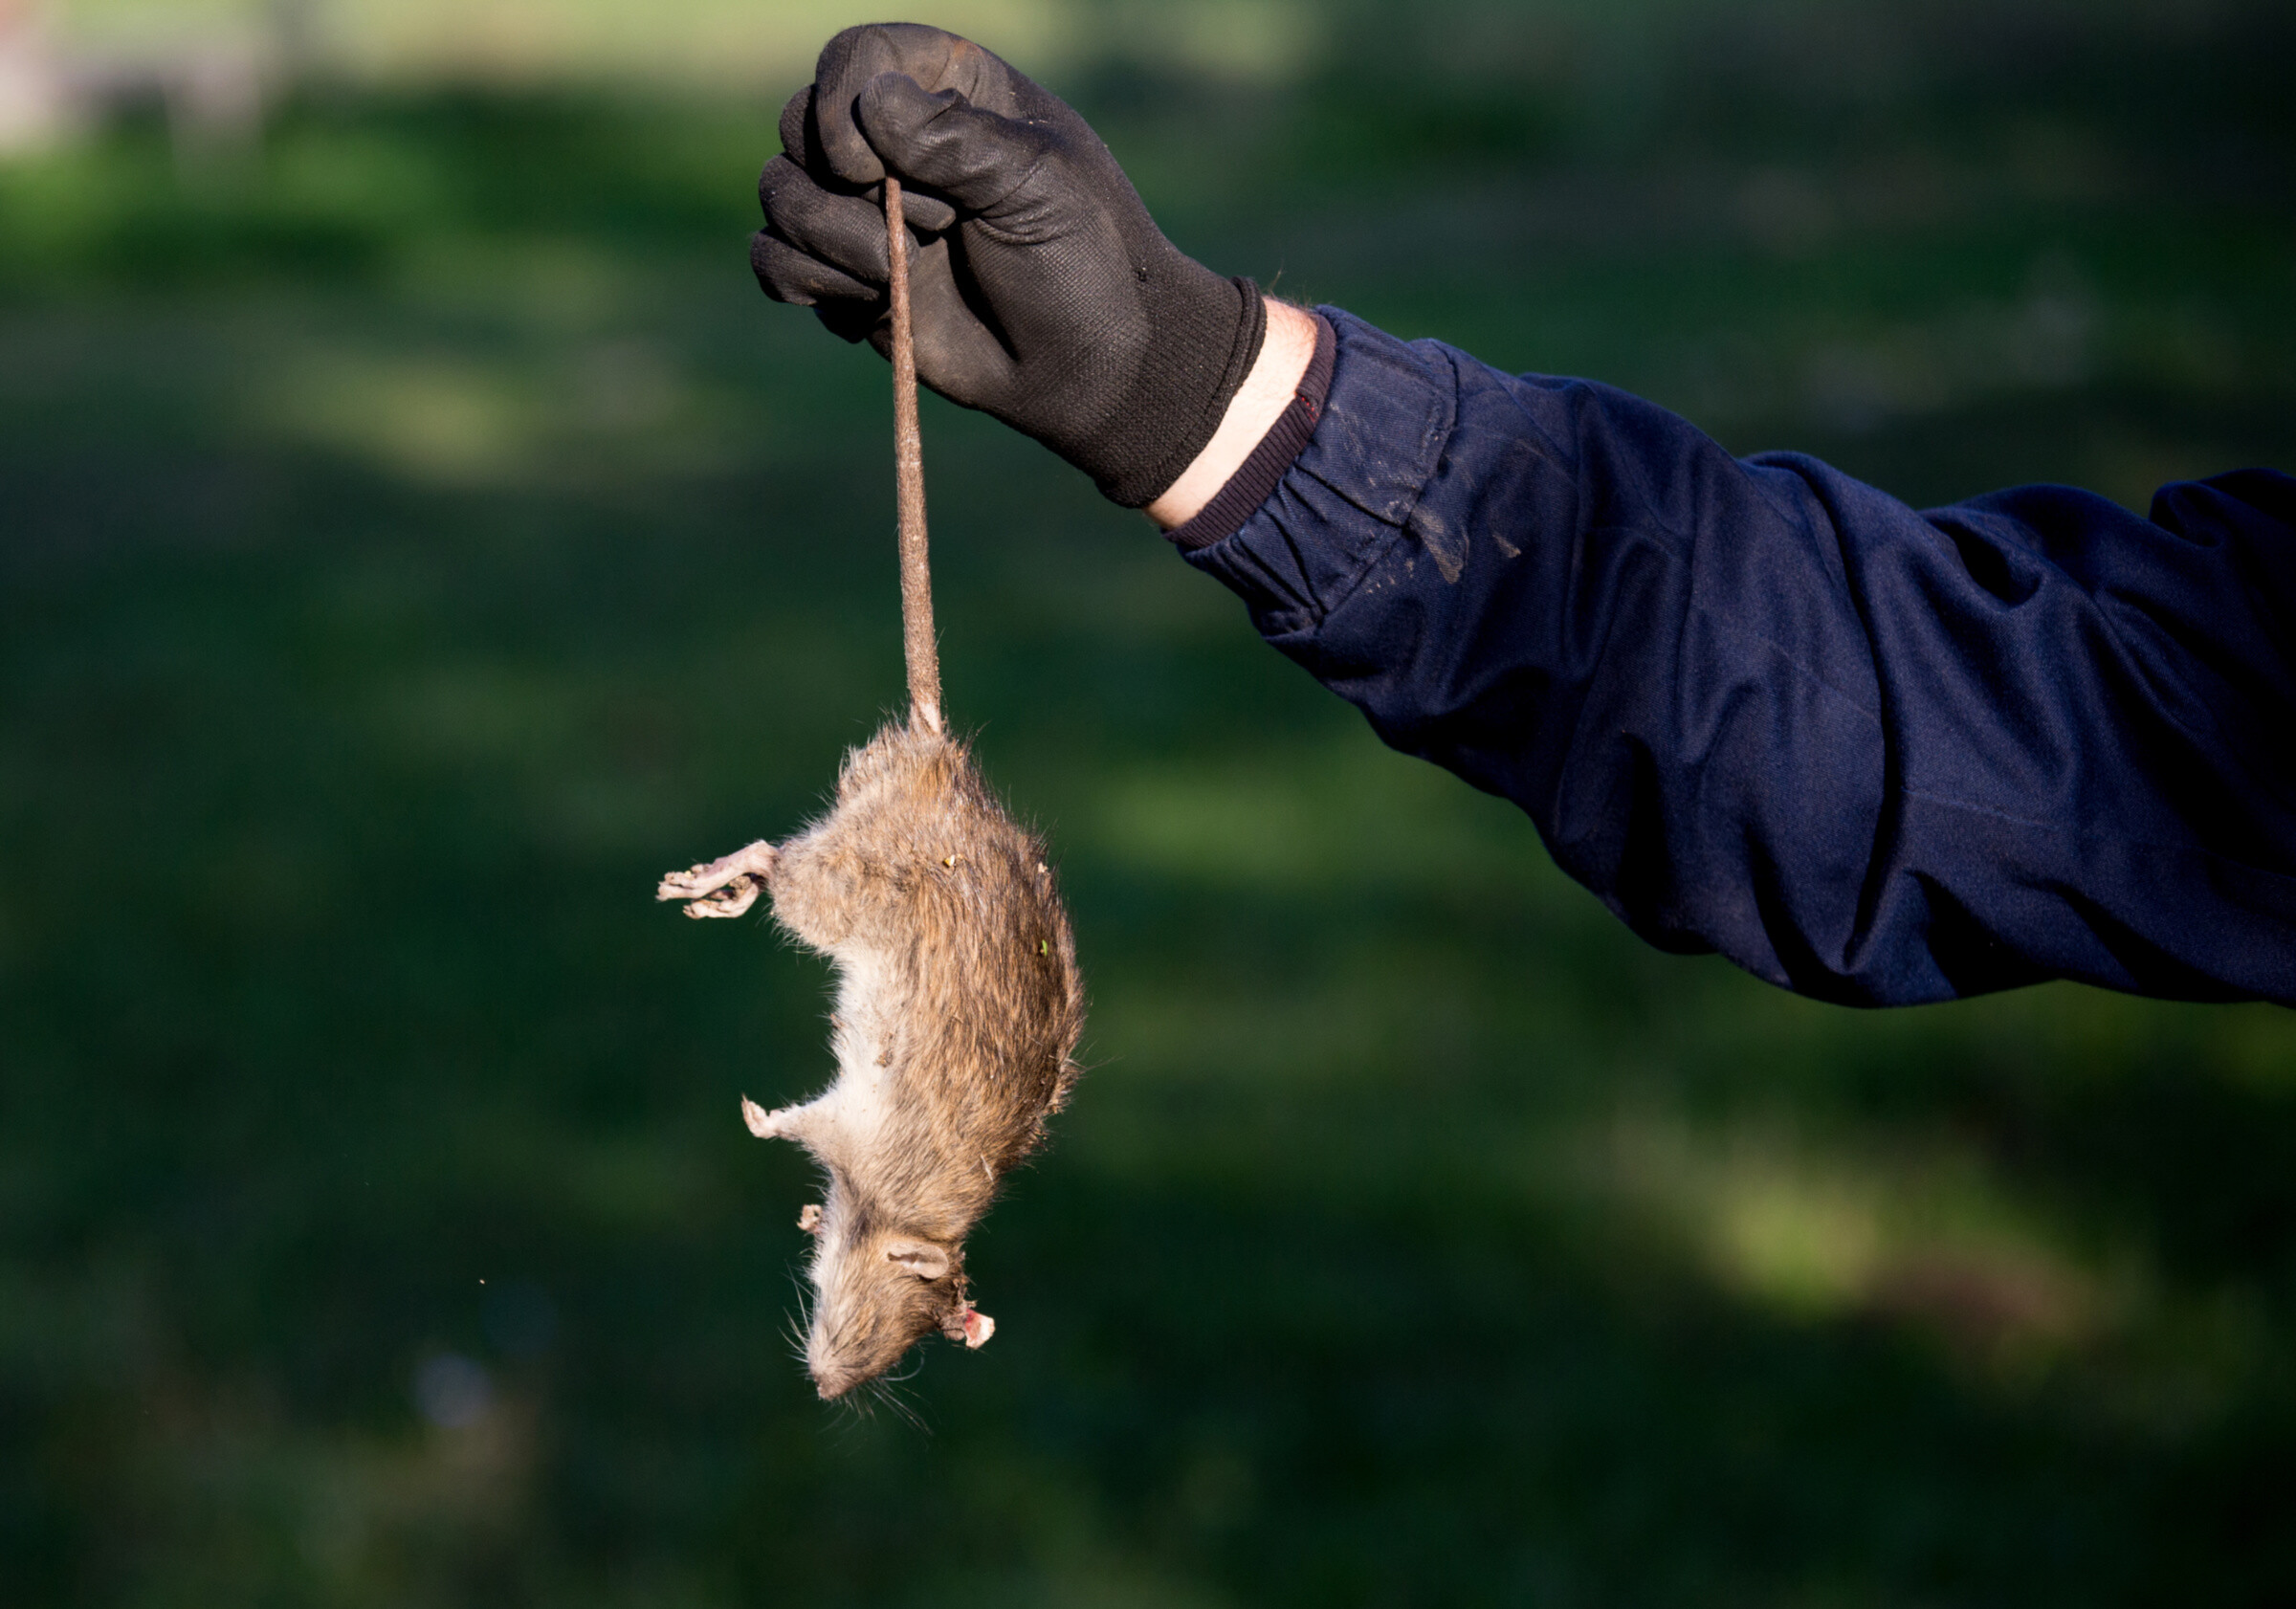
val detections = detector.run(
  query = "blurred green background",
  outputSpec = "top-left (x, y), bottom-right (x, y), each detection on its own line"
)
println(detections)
top-left (4, 0), bottom-right (2294, 1603)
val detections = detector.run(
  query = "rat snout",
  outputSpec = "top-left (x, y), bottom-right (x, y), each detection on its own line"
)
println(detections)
top-left (810, 1364), bottom-right (857, 1400)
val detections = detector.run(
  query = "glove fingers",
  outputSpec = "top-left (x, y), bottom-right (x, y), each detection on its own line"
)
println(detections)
top-left (889, 187), bottom-right (958, 234)
top-left (902, 243), bottom-right (1021, 406)
top-left (776, 95), bottom-right (960, 234)
top-left (760, 155), bottom-right (892, 283)
top-left (811, 22), bottom-right (969, 185)
top-left (778, 83), bottom-right (815, 170)
top-left (856, 74), bottom-right (1055, 216)
top-left (750, 231), bottom-right (879, 312)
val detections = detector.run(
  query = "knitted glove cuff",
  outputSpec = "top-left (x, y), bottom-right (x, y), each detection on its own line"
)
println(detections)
top-left (1093, 276), bottom-right (1268, 509)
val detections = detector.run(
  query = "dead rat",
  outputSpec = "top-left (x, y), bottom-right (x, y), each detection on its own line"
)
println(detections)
top-left (655, 180), bottom-right (1084, 1401)
top-left (656, 719), bottom-right (1082, 1398)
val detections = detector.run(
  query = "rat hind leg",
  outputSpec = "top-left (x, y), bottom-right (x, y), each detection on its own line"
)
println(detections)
top-left (742, 1094), bottom-right (828, 1146)
top-left (658, 840), bottom-right (778, 917)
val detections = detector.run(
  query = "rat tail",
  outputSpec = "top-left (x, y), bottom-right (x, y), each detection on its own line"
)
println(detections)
top-left (885, 177), bottom-right (944, 737)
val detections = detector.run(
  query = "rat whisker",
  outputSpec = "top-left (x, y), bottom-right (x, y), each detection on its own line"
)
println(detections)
top-left (869, 1375), bottom-right (932, 1435)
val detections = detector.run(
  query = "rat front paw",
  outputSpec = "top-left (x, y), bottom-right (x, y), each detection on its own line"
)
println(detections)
top-left (657, 839), bottom-right (778, 915)
top-left (681, 873), bottom-right (761, 918)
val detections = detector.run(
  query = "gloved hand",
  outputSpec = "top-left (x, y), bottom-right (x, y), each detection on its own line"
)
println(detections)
top-left (752, 22), bottom-right (1268, 508)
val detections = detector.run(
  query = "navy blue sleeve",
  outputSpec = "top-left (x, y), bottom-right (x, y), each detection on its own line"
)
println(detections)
top-left (1181, 308), bottom-right (2296, 1006)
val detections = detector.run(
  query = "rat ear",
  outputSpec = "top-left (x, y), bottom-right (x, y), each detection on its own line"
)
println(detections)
top-left (883, 1238), bottom-right (949, 1280)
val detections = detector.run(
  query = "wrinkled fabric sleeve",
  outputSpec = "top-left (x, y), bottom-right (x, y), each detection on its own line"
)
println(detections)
top-left (1181, 307), bottom-right (2296, 1006)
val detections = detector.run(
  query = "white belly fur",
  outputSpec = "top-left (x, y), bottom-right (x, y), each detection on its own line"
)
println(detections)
top-left (817, 940), bottom-right (901, 1154)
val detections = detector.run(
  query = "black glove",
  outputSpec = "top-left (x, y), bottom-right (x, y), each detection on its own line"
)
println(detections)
top-left (751, 23), bottom-right (1267, 508)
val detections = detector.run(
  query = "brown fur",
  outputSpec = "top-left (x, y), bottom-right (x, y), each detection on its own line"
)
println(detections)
top-left (657, 717), bottom-right (1083, 1399)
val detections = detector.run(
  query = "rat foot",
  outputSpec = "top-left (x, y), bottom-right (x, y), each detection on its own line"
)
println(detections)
top-left (742, 1095), bottom-right (805, 1139)
top-left (684, 873), bottom-right (761, 918)
top-left (658, 840), bottom-right (778, 916)
top-left (743, 1095), bottom-right (827, 1145)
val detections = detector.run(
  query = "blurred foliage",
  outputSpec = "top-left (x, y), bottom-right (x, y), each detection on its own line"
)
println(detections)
top-left (45, 0), bottom-right (1074, 87)
top-left (4, 1), bottom-right (2295, 1605)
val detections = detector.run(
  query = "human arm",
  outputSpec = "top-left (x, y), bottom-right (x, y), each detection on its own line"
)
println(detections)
top-left (752, 25), bottom-right (2296, 1005)
top-left (1181, 310), bottom-right (2296, 1004)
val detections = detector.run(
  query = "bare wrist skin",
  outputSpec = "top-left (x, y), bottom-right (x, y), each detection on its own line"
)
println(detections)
top-left (1145, 298), bottom-right (1320, 529)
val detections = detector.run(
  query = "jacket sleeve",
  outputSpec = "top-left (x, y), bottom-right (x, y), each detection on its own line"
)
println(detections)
top-left (1181, 307), bottom-right (2296, 1006)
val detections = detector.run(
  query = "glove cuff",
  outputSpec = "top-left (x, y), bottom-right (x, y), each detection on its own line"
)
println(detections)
top-left (1164, 311), bottom-right (1336, 552)
top-left (1098, 276), bottom-right (1268, 509)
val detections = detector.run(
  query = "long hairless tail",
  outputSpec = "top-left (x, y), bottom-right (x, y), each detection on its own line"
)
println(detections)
top-left (884, 178), bottom-right (944, 736)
